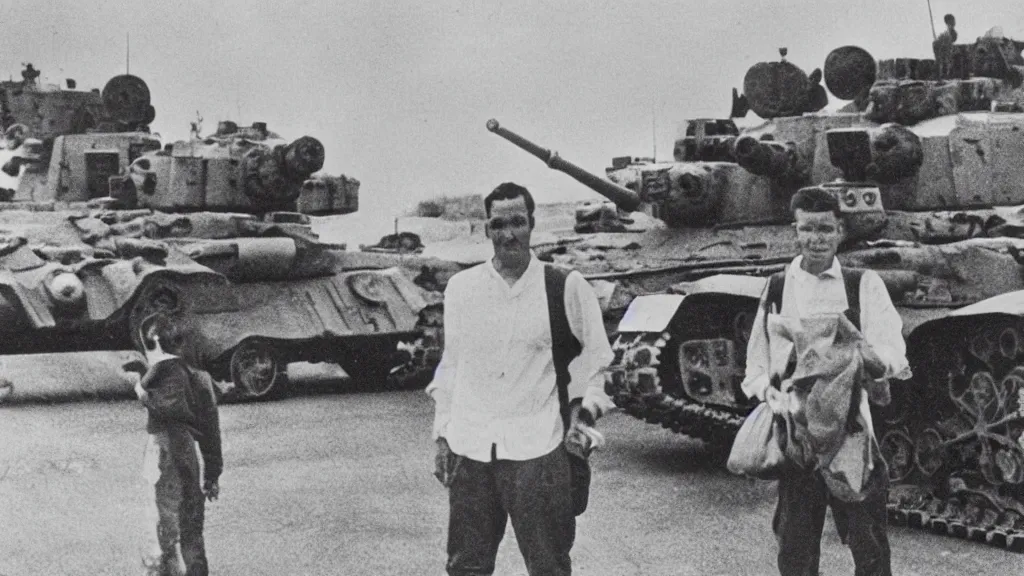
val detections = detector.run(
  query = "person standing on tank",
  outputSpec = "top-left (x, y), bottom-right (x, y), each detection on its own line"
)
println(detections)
top-left (426, 182), bottom-right (616, 576)
top-left (741, 187), bottom-right (911, 576)
top-left (132, 313), bottom-right (222, 576)
top-left (932, 13), bottom-right (958, 79)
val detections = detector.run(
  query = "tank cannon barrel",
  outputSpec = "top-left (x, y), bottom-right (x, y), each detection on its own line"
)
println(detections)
top-left (486, 119), bottom-right (642, 212)
top-left (732, 135), bottom-right (804, 183)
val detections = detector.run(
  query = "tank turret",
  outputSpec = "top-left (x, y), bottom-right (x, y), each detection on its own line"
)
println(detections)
top-left (487, 117), bottom-right (889, 229)
top-left (0, 68), bottom-right (155, 143)
top-left (0, 69), bottom-right (162, 204)
top-left (108, 121), bottom-right (354, 216)
top-left (487, 118), bottom-right (754, 227)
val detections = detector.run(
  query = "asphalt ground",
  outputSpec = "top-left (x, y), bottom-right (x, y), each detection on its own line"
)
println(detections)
top-left (2, 386), bottom-right (1021, 576)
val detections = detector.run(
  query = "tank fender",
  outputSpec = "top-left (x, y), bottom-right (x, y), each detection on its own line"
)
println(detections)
top-left (616, 274), bottom-right (770, 333)
top-left (616, 294), bottom-right (686, 333)
top-left (944, 289), bottom-right (1024, 319)
top-left (906, 289), bottom-right (1024, 342)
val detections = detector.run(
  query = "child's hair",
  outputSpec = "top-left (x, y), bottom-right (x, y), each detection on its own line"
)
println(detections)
top-left (139, 313), bottom-right (186, 356)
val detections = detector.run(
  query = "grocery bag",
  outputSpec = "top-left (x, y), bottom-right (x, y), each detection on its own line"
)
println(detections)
top-left (726, 402), bottom-right (787, 480)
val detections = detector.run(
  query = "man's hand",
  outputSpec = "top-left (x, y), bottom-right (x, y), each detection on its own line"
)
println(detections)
top-left (433, 438), bottom-right (460, 488)
top-left (859, 343), bottom-right (887, 379)
top-left (129, 373), bottom-right (147, 403)
top-left (203, 480), bottom-right (219, 502)
top-left (570, 403), bottom-right (596, 428)
top-left (568, 404), bottom-right (606, 454)
top-left (764, 385), bottom-right (788, 416)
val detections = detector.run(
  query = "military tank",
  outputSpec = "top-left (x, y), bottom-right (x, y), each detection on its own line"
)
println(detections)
top-left (485, 28), bottom-right (1024, 550)
top-left (0, 67), bottom-right (437, 401)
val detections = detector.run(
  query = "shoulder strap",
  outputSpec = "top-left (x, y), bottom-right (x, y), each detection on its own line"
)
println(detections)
top-left (544, 264), bottom-right (583, 432)
top-left (763, 271), bottom-right (788, 389)
top-left (766, 267), bottom-right (864, 319)
top-left (840, 267), bottom-right (867, 432)
top-left (842, 267), bottom-right (865, 331)
top-left (766, 270), bottom-right (786, 315)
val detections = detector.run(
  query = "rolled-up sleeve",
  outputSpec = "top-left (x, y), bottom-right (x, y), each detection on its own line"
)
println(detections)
top-left (425, 280), bottom-right (460, 439)
top-left (860, 270), bottom-right (912, 380)
top-left (741, 289), bottom-right (772, 402)
top-left (564, 271), bottom-right (616, 418)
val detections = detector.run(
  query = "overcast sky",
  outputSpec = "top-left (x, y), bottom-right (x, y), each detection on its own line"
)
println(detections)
top-left (3, 1), bottom-right (1022, 225)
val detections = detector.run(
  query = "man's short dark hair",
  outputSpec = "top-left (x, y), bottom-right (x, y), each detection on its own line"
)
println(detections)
top-left (943, 13), bottom-right (955, 26)
top-left (790, 186), bottom-right (842, 218)
top-left (484, 182), bottom-right (536, 221)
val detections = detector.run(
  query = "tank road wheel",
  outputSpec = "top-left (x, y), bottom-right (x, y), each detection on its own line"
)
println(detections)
top-left (884, 317), bottom-right (1024, 547)
top-left (880, 428), bottom-right (916, 483)
top-left (230, 340), bottom-right (287, 400)
top-left (603, 298), bottom-right (753, 453)
top-left (914, 428), bottom-right (946, 478)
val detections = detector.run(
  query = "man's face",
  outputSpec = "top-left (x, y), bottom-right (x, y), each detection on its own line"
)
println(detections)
top-left (486, 196), bottom-right (533, 269)
top-left (794, 209), bottom-right (844, 271)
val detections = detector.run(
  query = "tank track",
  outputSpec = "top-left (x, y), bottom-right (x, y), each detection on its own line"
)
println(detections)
top-left (603, 332), bottom-right (745, 452)
top-left (604, 329), bottom-right (1024, 552)
top-left (886, 483), bottom-right (1024, 552)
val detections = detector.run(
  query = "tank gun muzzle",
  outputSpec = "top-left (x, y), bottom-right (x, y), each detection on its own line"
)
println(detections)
top-left (283, 136), bottom-right (325, 177)
top-left (486, 119), bottom-right (642, 212)
top-left (732, 135), bottom-right (805, 185)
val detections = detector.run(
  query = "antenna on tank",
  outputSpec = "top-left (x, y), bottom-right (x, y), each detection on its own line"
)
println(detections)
top-left (926, 0), bottom-right (937, 40)
top-left (652, 103), bottom-right (657, 162)
top-left (126, 32), bottom-right (130, 74)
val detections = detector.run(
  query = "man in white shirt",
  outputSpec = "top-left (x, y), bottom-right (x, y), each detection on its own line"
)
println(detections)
top-left (741, 187), bottom-right (910, 576)
top-left (426, 182), bottom-right (615, 576)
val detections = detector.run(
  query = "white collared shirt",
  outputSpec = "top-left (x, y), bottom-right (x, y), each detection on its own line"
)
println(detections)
top-left (741, 256), bottom-right (911, 432)
top-left (425, 254), bottom-right (615, 462)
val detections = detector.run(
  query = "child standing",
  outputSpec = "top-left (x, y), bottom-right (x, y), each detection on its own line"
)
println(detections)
top-left (133, 314), bottom-right (222, 576)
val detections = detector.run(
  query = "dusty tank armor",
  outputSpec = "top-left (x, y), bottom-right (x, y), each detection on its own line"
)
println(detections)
top-left (0, 68), bottom-right (442, 401)
top-left (484, 28), bottom-right (1024, 550)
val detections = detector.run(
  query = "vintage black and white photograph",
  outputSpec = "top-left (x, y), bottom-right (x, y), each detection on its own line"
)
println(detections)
top-left (2, 1), bottom-right (1024, 574)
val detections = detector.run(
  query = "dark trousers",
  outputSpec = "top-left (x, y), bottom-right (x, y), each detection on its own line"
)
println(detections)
top-left (773, 462), bottom-right (891, 576)
top-left (142, 430), bottom-right (209, 576)
top-left (446, 445), bottom-right (575, 576)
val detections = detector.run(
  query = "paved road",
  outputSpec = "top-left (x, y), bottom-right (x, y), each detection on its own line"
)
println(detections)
top-left (1, 389), bottom-right (1020, 576)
